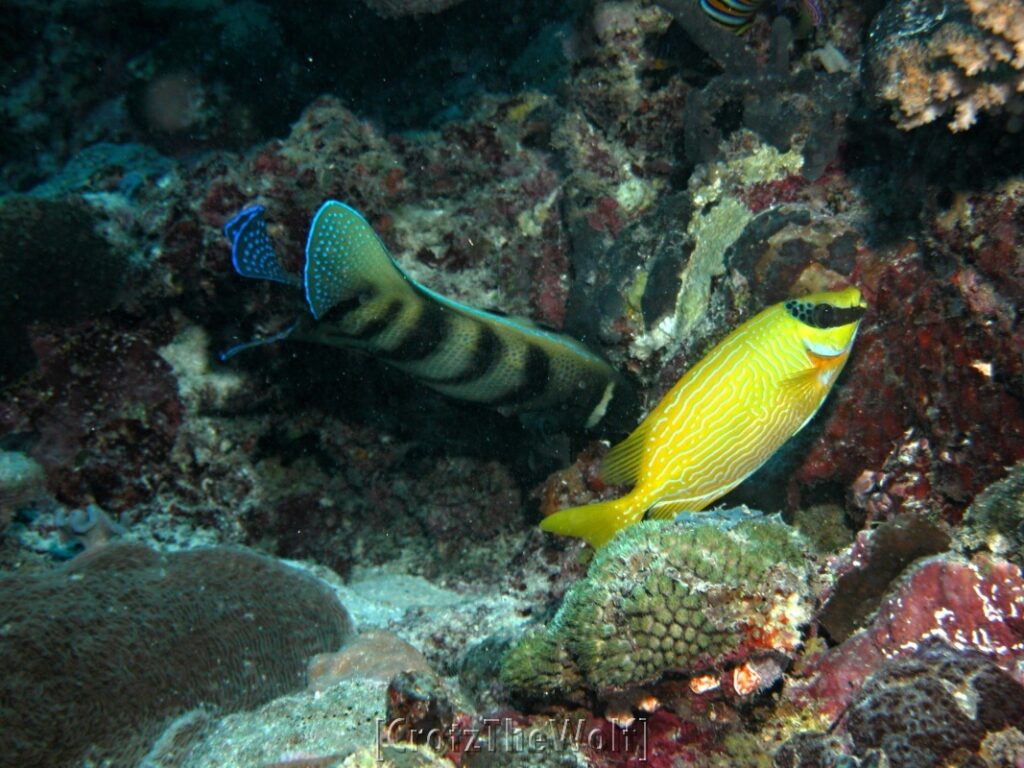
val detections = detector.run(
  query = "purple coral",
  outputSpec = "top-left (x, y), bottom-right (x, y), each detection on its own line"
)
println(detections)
top-left (790, 554), bottom-right (1024, 719)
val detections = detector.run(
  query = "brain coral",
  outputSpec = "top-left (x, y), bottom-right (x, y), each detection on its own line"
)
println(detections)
top-left (776, 641), bottom-right (1024, 768)
top-left (502, 514), bottom-right (813, 698)
top-left (0, 543), bottom-right (352, 767)
top-left (845, 642), bottom-right (1024, 768)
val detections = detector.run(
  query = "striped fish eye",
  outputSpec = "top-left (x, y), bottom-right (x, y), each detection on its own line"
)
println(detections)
top-left (786, 300), bottom-right (865, 329)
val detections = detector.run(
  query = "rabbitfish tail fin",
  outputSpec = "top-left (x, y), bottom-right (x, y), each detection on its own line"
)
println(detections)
top-left (224, 206), bottom-right (301, 287)
top-left (303, 201), bottom-right (408, 321)
top-left (540, 495), bottom-right (644, 549)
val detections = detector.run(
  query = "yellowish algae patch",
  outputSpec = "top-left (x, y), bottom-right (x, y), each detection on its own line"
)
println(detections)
top-left (631, 136), bottom-right (804, 361)
top-left (157, 325), bottom-right (247, 411)
top-left (615, 176), bottom-right (654, 214)
top-left (676, 194), bottom-right (751, 338)
top-left (516, 187), bottom-right (560, 238)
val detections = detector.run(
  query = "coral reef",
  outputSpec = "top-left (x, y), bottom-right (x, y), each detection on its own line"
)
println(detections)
top-left (502, 513), bottom-right (813, 699)
top-left (792, 239), bottom-right (1024, 520)
top-left (816, 515), bottom-right (951, 643)
top-left (0, 543), bottom-right (352, 767)
top-left (0, 1), bottom-right (586, 191)
top-left (789, 552), bottom-right (1024, 720)
top-left (0, 450), bottom-right (46, 533)
top-left (386, 670), bottom-right (458, 753)
top-left (777, 642), bottom-right (1024, 768)
top-left (53, 503), bottom-right (126, 551)
top-left (962, 458), bottom-right (1024, 564)
top-left (0, 323), bottom-right (183, 510)
top-left (5, 0), bottom-right (1024, 764)
top-left (0, 195), bottom-right (127, 384)
top-left (148, 675), bottom-right (454, 768)
top-left (309, 630), bottom-right (434, 690)
top-left (845, 642), bottom-right (1024, 767)
top-left (866, 0), bottom-right (1024, 131)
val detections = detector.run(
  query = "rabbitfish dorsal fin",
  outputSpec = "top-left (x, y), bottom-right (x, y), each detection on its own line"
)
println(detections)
top-left (600, 422), bottom-right (649, 486)
top-left (304, 201), bottom-right (406, 321)
top-left (224, 206), bottom-right (301, 287)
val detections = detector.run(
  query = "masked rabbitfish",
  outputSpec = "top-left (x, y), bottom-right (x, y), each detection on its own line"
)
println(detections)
top-left (541, 287), bottom-right (867, 548)
top-left (222, 201), bottom-right (630, 431)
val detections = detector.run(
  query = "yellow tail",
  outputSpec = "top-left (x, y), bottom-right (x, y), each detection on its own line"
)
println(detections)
top-left (539, 496), bottom-right (644, 549)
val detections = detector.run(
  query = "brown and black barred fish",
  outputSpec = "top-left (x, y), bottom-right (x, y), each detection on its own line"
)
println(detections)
top-left (223, 201), bottom-right (632, 431)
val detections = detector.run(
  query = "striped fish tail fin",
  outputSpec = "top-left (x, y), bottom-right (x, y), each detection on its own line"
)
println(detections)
top-left (539, 496), bottom-right (644, 549)
top-left (303, 201), bottom-right (407, 321)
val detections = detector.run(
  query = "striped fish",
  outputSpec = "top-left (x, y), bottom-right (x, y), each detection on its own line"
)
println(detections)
top-left (222, 201), bottom-right (628, 430)
top-left (699, 0), bottom-right (825, 32)
top-left (541, 287), bottom-right (866, 548)
top-left (700, 0), bottom-right (766, 32)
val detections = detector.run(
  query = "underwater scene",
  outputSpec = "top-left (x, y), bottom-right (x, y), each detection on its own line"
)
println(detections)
top-left (2, 0), bottom-right (1024, 766)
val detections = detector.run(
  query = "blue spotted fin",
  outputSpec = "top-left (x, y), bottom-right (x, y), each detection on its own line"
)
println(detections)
top-left (224, 206), bottom-right (301, 287)
top-left (222, 200), bottom-right (633, 431)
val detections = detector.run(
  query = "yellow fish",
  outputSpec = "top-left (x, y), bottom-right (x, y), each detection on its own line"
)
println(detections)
top-left (540, 287), bottom-right (867, 548)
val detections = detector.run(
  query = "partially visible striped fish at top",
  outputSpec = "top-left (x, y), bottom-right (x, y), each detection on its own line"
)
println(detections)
top-left (700, 0), bottom-right (765, 32)
top-left (699, 0), bottom-right (825, 32)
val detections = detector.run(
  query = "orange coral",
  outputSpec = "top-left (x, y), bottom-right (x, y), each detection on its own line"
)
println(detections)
top-left (870, 0), bottom-right (1024, 131)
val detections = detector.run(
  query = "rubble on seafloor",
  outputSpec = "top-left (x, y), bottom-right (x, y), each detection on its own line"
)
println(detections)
top-left (1, 0), bottom-right (1024, 766)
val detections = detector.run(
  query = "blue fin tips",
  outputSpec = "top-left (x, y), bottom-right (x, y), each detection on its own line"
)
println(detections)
top-left (224, 205), bottom-right (301, 288)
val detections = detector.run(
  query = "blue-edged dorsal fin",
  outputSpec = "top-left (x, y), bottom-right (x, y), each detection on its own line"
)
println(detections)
top-left (224, 205), bottom-right (301, 287)
top-left (304, 200), bottom-right (406, 321)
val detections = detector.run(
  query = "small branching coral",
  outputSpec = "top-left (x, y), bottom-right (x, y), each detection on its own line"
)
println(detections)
top-left (867, 0), bottom-right (1024, 131)
top-left (501, 513), bottom-right (814, 700)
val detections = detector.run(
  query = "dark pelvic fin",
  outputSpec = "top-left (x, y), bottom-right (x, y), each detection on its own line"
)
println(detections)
top-left (219, 320), bottom-right (300, 362)
top-left (224, 206), bottom-right (301, 288)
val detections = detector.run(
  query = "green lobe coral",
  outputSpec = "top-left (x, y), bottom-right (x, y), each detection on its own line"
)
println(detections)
top-left (503, 515), bottom-right (813, 697)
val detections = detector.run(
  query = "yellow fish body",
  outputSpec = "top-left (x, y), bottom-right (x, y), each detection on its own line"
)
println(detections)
top-left (540, 287), bottom-right (867, 548)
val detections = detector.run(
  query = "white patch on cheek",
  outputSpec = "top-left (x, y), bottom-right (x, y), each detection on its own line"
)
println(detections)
top-left (804, 338), bottom-right (846, 357)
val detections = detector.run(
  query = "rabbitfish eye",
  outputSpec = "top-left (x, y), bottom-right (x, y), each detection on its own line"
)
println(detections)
top-left (812, 304), bottom-right (835, 327)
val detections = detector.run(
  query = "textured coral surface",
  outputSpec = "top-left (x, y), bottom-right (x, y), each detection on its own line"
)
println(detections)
top-left (0, 543), bottom-right (351, 767)
top-left (868, 0), bottom-right (1024, 130)
top-left (502, 515), bottom-right (813, 697)
top-left (2, 0), bottom-right (1024, 765)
